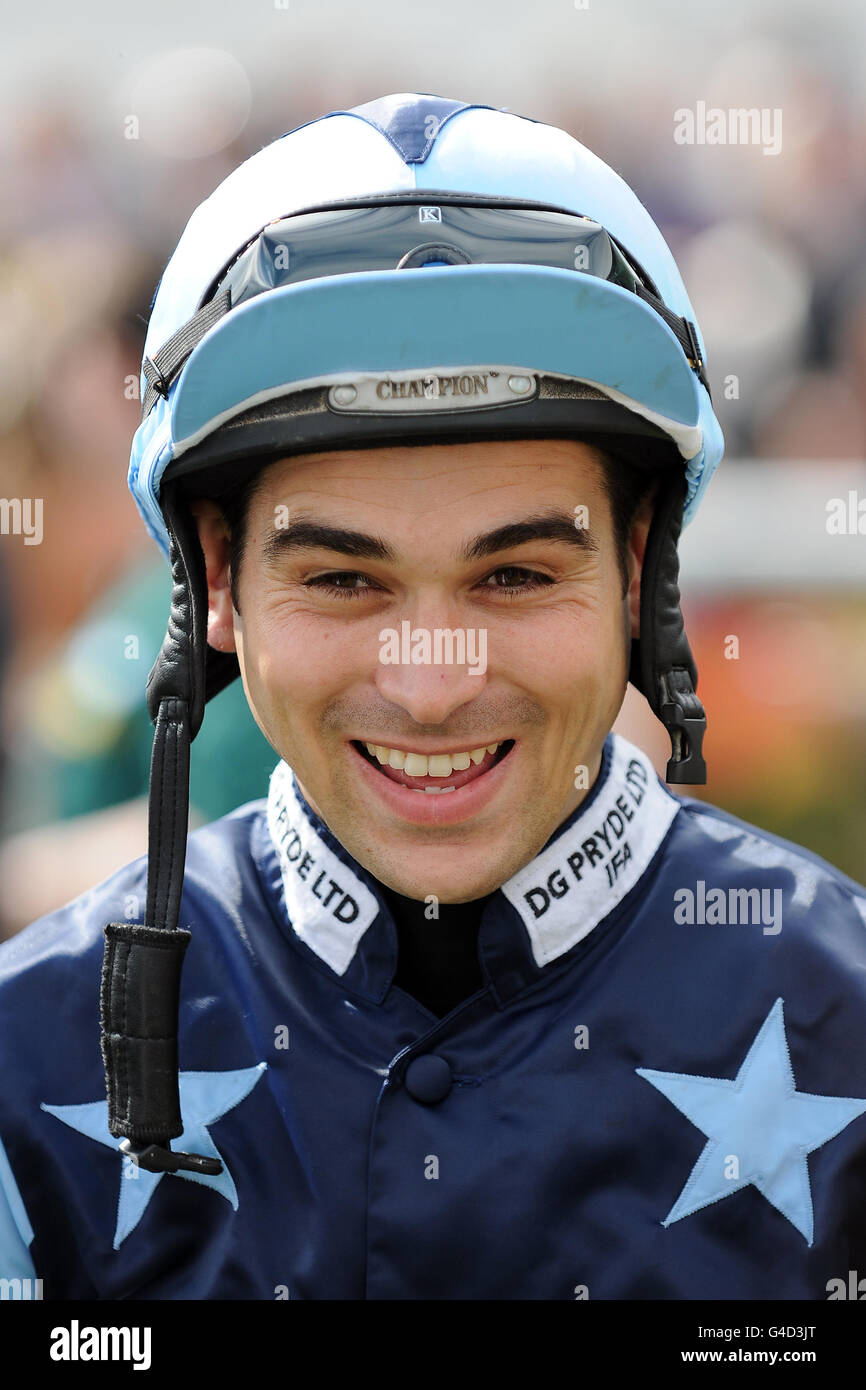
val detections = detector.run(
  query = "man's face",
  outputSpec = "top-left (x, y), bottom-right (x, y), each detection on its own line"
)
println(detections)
top-left (194, 438), bottom-right (650, 903)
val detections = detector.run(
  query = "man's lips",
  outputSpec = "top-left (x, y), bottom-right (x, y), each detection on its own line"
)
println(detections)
top-left (351, 740), bottom-right (514, 790)
top-left (348, 738), bottom-right (517, 826)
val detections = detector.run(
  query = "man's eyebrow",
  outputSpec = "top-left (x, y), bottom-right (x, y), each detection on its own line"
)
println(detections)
top-left (261, 522), bottom-right (397, 566)
top-left (460, 511), bottom-right (599, 561)
top-left (260, 510), bottom-right (598, 566)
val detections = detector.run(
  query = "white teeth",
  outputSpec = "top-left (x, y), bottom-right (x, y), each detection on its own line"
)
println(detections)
top-left (363, 741), bottom-right (502, 776)
top-left (403, 752), bottom-right (429, 777)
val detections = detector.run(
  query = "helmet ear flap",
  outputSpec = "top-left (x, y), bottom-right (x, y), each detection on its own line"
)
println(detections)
top-left (629, 473), bottom-right (707, 784)
top-left (206, 636), bottom-right (242, 704)
top-left (145, 482), bottom-right (208, 737)
top-left (147, 481), bottom-right (241, 729)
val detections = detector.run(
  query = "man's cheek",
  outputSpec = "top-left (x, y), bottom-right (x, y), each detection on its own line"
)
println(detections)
top-left (251, 624), bottom-right (354, 720)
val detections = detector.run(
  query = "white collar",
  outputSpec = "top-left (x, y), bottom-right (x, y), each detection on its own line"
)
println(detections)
top-left (266, 733), bottom-right (680, 977)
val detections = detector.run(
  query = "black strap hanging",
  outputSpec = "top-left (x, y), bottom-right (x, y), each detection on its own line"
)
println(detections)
top-left (99, 484), bottom-right (224, 1175)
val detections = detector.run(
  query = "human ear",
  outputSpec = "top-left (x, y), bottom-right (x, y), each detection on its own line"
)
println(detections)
top-left (189, 499), bottom-right (237, 653)
top-left (626, 485), bottom-right (656, 640)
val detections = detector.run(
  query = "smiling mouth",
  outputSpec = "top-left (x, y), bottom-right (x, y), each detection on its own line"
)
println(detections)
top-left (351, 739), bottom-right (515, 793)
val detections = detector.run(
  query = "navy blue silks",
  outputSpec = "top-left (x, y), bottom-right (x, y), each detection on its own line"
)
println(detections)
top-left (1, 733), bottom-right (865, 1299)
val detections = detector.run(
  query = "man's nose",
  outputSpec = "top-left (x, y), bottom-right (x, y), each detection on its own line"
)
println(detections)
top-left (373, 605), bottom-right (490, 728)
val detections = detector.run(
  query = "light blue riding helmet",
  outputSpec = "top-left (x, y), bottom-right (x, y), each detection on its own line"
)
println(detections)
top-left (104, 95), bottom-right (724, 1178)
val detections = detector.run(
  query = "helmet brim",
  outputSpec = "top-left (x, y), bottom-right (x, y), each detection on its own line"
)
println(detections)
top-left (169, 263), bottom-right (704, 456)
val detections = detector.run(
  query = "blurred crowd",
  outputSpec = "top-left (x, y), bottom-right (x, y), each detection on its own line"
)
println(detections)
top-left (1, 27), bottom-right (865, 936)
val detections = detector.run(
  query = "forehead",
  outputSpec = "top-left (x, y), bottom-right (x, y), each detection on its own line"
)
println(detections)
top-left (248, 437), bottom-right (608, 512)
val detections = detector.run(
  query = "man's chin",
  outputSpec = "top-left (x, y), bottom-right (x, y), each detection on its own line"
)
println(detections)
top-left (362, 867), bottom-right (510, 906)
top-left (294, 748), bottom-right (579, 902)
top-left (346, 825), bottom-right (548, 904)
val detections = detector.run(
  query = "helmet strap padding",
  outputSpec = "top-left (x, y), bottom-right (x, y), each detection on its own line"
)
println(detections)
top-left (98, 483), bottom-right (227, 1175)
top-left (628, 472), bottom-right (707, 784)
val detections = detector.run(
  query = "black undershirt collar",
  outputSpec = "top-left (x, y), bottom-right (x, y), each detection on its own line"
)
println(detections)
top-left (381, 885), bottom-right (490, 1018)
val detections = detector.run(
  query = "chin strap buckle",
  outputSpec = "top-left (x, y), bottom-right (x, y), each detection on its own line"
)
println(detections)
top-left (119, 1138), bottom-right (223, 1177)
top-left (659, 668), bottom-right (707, 785)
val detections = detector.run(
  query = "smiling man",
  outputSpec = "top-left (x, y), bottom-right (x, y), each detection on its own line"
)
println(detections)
top-left (192, 438), bottom-right (639, 903)
top-left (1, 94), bottom-right (865, 1302)
top-left (192, 436), bottom-right (648, 1020)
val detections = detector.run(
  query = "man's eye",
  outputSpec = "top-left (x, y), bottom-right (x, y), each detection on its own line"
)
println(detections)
top-left (303, 572), bottom-right (381, 598)
top-left (479, 567), bottom-right (554, 596)
top-left (302, 567), bottom-right (553, 600)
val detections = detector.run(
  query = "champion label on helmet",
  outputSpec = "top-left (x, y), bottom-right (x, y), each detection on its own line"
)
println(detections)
top-left (327, 368), bottom-right (538, 414)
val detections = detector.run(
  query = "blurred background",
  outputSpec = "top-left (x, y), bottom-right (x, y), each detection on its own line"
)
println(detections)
top-left (0, 0), bottom-right (864, 935)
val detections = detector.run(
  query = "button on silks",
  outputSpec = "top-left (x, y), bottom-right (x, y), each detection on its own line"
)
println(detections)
top-left (404, 1054), bottom-right (453, 1104)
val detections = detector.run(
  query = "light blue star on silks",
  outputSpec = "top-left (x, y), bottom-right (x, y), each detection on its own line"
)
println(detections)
top-left (42, 1064), bottom-right (267, 1249)
top-left (637, 999), bottom-right (866, 1245)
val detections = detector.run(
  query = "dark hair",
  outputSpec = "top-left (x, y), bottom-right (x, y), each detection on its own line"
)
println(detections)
top-left (209, 440), bottom-right (662, 613)
top-left (215, 469), bottom-right (265, 615)
top-left (596, 446), bottom-right (660, 595)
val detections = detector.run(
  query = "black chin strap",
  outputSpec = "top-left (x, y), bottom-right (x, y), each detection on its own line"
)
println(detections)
top-left (628, 472), bottom-right (707, 784)
top-left (99, 483), bottom-right (231, 1174)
